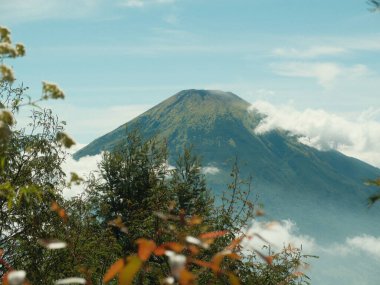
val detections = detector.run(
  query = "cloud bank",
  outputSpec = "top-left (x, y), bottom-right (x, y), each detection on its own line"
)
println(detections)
top-left (250, 101), bottom-right (380, 167)
top-left (61, 144), bottom-right (102, 198)
top-left (243, 220), bottom-right (380, 285)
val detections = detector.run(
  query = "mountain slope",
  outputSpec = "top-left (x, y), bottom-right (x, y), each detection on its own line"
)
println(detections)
top-left (75, 89), bottom-right (380, 241)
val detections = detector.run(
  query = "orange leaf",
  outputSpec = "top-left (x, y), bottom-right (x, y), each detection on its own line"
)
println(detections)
top-left (153, 246), bottom-right (166, 256)
top-left (254, 250), bottom-right (273, 265)
top-left (188, 245), bottom-right (200, 255)
top-left (227, 238), bottom-right (243, 251)
top-left (228, 273), bottom-right (240, 285)
top-left (118, 256), bottom-right (142, 285)
top-left (190, 259), bottom-right (218, 272)
top-left (58, 209), bottom-right (67, 220)
top-left (199, 231), bottom-right (228, 239)
top-left (179, 269), bottom-right (195, 285)
top-left (50, 201), bottom-right (59, 211)
top-left (2, 273), bottom-right (9, 285)
top-left (136, 239), bottom-right (156, 261)
top-left (164, 242), bottom-right (185, 253)
top-left (103, 258), bottom-right (125, 283)
top-left (188, 215), bottom-right (203, 226)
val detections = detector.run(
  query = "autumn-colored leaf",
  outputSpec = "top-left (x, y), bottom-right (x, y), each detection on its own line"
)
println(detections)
top-left (199, 231), bottom-right (228, 240)
top-left (163, 242), bottom-right (185, 253)
top-left (228, 273), bottom-right (240, 285)
top-left (178, 269), bottom-right (195, 285)
top-left (153, 246), bottom-right (166, 256)
top-left (2, 272), bottom-right (9, 285)
top-left (254, 250), bottom-right (273, 265)
top-left (187, 215), bottom-right (202, 226)
top-left (136, 239), bottom-right (156, 261)
top-left (226, 237), bottom-right (243, 251)
top-left (50, 201), bottom-right (68, 222)
top-left (108, 216), bottom-right (128, 234)
top-left (211, 250), bottom-right (241, 273)
top-left (51, 201), bottom-right (59, 211)
top-left (103, 258), bottom-right (125, 283)
top-left (58, 209), bottom-right (67, 220)
top-left (190, 259), bottom-right (218, 272)
top-left (118, 256), bottom-right (142, 285)
top-left (188, 245), bottom-right (200, 255)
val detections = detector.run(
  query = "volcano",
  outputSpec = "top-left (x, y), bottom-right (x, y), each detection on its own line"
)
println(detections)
top-left (75, 89), bottom-right (380, 242)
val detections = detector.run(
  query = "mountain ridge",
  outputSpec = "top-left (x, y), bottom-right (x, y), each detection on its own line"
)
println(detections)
top-left (74, 89), bottom-right (380, 242)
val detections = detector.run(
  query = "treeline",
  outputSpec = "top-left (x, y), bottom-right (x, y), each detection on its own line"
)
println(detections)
top-left (0, 26), bottom-right (310, 285)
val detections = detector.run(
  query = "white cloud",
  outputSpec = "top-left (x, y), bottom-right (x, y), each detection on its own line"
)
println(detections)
top-left (119, 0), bottom-right (175, 8)
top-left (250, 101), bottom-right (380, 167)
top-left (61, 144), bottom-right (102, 198)
top-left (273, 46), bottom-right (346, 58)
top-left (270, 62), bottom-right (369, 87)
top-left (0, 0), bottom-right (101, 23)
top-left (0, 0), bottom-right (176, 23)
top-left (322, 234), bottom-right (380, 261)
top-left (45, 103), bottom-right (151, 144)
top-left (346, 235), bottom-right (380, 259)
top-left (243, 220), bottom-right (316, 254)
top-left (202, 166), bottom-right (220, 175)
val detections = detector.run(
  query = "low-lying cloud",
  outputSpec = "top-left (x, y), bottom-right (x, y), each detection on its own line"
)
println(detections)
top-left (250, 101), bottom-right (380, 167)
top-left (61, 144), bottom-right (102, 198)
top-left (242, 219), bottom-right (380, 285)
top-left (243, 220), bottom-right (316, 254)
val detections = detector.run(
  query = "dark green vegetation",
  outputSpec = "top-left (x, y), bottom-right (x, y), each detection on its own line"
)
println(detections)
top-left (76, 90), bottom-right (380, 243)
top-left (1, 28), bottom-right (311, 284)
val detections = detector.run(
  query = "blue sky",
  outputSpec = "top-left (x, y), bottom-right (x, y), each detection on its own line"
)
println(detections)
top-left (1, 0), bottom-right (380, 145)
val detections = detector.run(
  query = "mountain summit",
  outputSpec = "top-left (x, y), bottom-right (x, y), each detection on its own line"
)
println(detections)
top-left (74, 89), bottom-right (260, 159)
top-left (75, 89), bottom-right (380, 241)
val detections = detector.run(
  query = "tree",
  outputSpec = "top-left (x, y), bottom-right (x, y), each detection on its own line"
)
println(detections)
top-left (170, 146), bottom-right (213, 217)
top-left (0, 26), bottom-right (311, 285)
top-left (0, 26), bottom-right (119, 285)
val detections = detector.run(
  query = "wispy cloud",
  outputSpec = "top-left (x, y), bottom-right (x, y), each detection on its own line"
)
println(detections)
top-left (0, 0), bottom-right (176, 23)
top-left (250, 101), bottom-right (380, 167)
top-left (273, 46), bottom-right (346, 59)
top-left (270, 62), bottom-right (369, 87)
top-left (0, 0), bottom-right (102, 23)
top-left (43, 103), bottom-right (151, 143)
top-left (118, 0), bottom-right (176, 8)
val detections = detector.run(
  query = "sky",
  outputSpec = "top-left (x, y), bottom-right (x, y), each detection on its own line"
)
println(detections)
top-left (2, 1), bottom-right (380, 284)
top-left (2, 0), bottom-right (380, 164)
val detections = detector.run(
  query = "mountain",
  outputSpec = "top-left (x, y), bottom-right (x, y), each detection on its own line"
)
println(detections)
top-left (75, 89), bottom-right (380, 242)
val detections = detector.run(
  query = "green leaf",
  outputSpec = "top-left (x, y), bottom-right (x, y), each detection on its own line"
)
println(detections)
top-left (118, 256), bottom-right (142, 285)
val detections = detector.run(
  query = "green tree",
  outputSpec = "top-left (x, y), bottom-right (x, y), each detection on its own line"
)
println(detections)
top-left (170, 146), bottom-right (213, 217)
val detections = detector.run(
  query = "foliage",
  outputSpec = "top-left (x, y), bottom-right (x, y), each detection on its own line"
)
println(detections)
top-left (366, 178), bottom-right (380, 206)
top-left (0, 26), bottom-right (118, 285)
top-left (0, 26), bottom-right (311, 285)
top-left (368, 0), bottom-right (380, 12)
